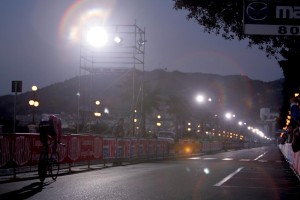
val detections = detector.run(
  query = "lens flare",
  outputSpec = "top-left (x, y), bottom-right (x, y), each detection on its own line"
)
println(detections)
top-left (59, 0), bottom-right (117, 43)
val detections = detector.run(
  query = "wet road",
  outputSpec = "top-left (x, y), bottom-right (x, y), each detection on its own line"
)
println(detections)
top-left (0, 145), bottom-right (299, 200)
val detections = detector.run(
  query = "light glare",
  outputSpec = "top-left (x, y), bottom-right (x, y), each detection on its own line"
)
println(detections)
top-left (204, 168), bottom-right (210, 174)
top-left (86, 27), bottom-right (108, 47)
top-left (196, 95), bottom-right (204, 103)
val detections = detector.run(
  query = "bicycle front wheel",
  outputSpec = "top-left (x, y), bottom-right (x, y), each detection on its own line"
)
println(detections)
top-left (50, 152), bottom-right (59, 180)
top-left (38, 152), bottom-right (47, 182)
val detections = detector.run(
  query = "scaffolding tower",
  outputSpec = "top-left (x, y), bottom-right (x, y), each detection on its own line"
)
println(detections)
top-left (78, 23), bottom-right (146, 135)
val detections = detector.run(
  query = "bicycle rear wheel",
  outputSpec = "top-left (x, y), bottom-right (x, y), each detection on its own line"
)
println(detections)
top-left (38, 151), bottom-right (48, 182)
top-left (50, 152), bottom-right (59, 180)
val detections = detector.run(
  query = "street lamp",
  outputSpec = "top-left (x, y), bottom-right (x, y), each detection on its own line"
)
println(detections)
top-left (28, 85), bottom-right (39, 124)
top-left (195, 94), bottom-right (212, 136)
top-left (156, 115), bottom-right (162, 134)
top-left (224, 112), bottom-right (236, 120)
top-left (94, 100), bottom-right (101, 120)
top-left (94, 100), bottom-right (102, 133)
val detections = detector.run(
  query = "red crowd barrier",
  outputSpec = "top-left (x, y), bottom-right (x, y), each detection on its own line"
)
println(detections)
top-left (0, 133), bottom-right (173, 169)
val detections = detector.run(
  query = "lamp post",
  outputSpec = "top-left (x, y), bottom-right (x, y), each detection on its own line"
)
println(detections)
top-left (195, 94), bottom-right (212, 136)
top-left (156, 114), bottom-right (162, 135)
top-left (28, 85), bottom-right (39, 124)
top-left (94, 100), bottom-right (101, 125)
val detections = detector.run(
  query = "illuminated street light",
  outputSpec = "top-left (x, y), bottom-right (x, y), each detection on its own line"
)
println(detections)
top-left (196, 94), bottom-right (205, 103)
top-left (28, 85), bottom-right (39, 124)
top-left (156, 114), bottom-right (162, 134)
top-left (195, 94), bottom-right (212, 104)
top-left (195, 94), bottom-right (212, 136)
top-left (225, 112), bottom-right (235, 120)
top-left (94, 112), bottom-right (101, 117)
top-left (94, 100), bottom-right (101, 123)
top-left (32, 85), bottom-right (37, 92)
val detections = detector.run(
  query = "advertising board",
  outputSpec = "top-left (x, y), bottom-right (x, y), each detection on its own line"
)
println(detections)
top-left (244, 0), bottom-right (300, 35)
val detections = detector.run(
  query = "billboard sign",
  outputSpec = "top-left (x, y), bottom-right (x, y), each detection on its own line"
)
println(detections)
top-left (244, 0), bottom-right (300, 35)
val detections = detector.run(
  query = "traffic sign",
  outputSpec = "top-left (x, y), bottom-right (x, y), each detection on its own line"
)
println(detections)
top-left (12, 80), bottom-right (22, 93)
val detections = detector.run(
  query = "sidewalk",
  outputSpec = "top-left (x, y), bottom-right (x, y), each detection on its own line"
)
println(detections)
top-left (0, 154), bottom-right (196, 184)
top-left (0, 162), bottom-right (117, 184)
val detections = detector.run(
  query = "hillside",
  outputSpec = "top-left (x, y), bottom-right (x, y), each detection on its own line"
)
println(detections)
top-left (0, 70), bottom-right (283, 121)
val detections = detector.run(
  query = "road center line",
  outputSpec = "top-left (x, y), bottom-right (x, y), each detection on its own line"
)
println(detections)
top-left (214, 167), bottom-right (244, 187)
top-left (253, 152), bottom-right (267, 161)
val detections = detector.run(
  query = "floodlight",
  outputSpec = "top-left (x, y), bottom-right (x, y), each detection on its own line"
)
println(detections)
top-left (114, 36), bottom-right (123, 44)
top-left (86, 27), bottom-right (108, 47)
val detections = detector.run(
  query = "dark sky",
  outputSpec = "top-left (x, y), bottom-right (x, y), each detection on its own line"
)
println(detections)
top-left (0, 0), bottom-right (283, 96)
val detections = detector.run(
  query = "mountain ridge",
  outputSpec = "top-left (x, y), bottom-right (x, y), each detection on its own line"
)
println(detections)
top-left (0, 70), bottom-right (283, 121)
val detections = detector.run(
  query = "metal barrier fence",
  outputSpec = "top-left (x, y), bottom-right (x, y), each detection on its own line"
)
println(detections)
top-left (0, 133), bottom-right (172, 170)
top-left (278, 143), bottom-right (300, 177)
top-left (0, 133), bottom-right (264, 178)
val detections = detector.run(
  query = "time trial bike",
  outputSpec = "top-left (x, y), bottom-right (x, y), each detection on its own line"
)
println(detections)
top-left (38, 138), bottom-right (65, 182)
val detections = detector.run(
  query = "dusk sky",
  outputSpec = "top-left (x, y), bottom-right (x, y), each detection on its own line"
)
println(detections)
top-left (0, 0), bottom-right (283, 96)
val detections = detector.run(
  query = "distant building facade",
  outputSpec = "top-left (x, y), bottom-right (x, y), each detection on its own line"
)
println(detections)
top-left (259, 107), bottom-right (279, 138)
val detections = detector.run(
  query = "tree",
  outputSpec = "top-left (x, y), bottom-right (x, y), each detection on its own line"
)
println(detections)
top-left (173, 0), bottom-right (300, 128)
top-left (120, 70), bottom-right (162, 136)
top-left (138, 80), bottom-right (162, 136)
top-left (165, 94), bottom-right (191, 138)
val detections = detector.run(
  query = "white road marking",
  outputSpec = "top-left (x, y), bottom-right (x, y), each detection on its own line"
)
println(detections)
top-left (240, 159), bottom-right (251, 161)
top-left (203, 158), bottom-right (217, 160)
top-left (188, 157), bottom-right (201, 160)
top-left (257, 160), bottom-right (268, 162)
top-left (222, 158), bottom-right (233, 161)
top-left (253, 152), bottom-right (267, 161)
top-left (214, 167), bottom-right (244, 186)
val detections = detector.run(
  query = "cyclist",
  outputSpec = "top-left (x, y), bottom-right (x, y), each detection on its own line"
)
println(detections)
top-left (39, 114), bottom-right (62, 159)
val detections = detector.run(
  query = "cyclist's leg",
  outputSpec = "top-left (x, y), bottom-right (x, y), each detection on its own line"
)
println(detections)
top-left (38, 144), bottom-right (48, 182)
top-left (49, 132), bottom-right (58, 161)
top-left (40, 132), bottom-right (48, 152)
top-left (50, 151), bottom-right (59, 180)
